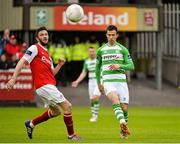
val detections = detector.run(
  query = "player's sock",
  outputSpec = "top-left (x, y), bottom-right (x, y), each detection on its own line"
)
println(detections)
top-left (90, 101), bottom-right (95, 116)
top-left (32, 110), bottom-right (53, 126)
top-left (113, 104), bottom-right (125, 124)
top-left (93, 101), bottom-right (100, 117)
top-left (63, 113), bottom-right (74, 136)
top-left (123, 111), bottom-right (128, 123)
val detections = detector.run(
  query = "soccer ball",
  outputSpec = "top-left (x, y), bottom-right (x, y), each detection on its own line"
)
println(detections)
top-left (65, 4), bottom-right (84, 23)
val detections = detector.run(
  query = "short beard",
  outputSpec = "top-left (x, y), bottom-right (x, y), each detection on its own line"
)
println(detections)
top-left (39, 40), bottom-right (48, 46)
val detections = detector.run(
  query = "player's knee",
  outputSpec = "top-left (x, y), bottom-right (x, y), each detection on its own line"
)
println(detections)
top-left (121, 104), bottom-right (128, 112)
top-left (66, 103), bottom-right (72, 112)
top-left (107, 92), bottom-right (119, 104)
top-left (91, 96), bottom-right (100, 101)
top-left (64, 102), bottom-right (72, 113)
top-left (51, 109), bottom-right (61, 117)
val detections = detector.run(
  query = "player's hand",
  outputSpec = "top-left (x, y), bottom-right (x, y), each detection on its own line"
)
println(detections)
top-left (98, 84), bottom-right (105, 96)
top-left (108, 64), bottom-right (120, 70)
top-left (58, 58), bottom-right (65, 66)
top-left (6, 78), bottom-right (16, 90)
top-left (72, 81), bottom-right (78, 87)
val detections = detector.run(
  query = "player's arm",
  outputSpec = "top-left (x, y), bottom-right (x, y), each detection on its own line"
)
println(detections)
top-left (95, 49), bottom-right (101, 84)
top-left (72, 60), bottom-right (87, 87)
top-left (72, 71), bottom-right (87, 87)
top-left (6, 58), bottom-right (28, 90)
top-left (53, 58), bottom-right (65, 76)
top-left (95, 52), bottom-right (105, 95)
top-left (120, 48), bottom-right (134, 71)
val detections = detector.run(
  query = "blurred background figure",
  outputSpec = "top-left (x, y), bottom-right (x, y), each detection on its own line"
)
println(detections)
top-left (52, 39), bottom-right (68, 87)
top-left (5, 35), bottom-right (20, 61)
top-left (0, 54), bottom-right (17, 70)
top-left (70, 36), bottom-right (85, 81)
top-left (16, 42), bottom-right (28, 60)
top-left (72, 47), bottom-right (101, 122)
top-left (0, 28), bottom-right (10, 55)
top-left (87, 35), bottom-right (99, 50)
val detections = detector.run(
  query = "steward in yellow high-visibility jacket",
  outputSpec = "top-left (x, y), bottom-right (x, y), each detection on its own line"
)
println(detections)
top-left (52, 47), bottom-right (66, 64)
top-left (71, 42), bottom-right (86, 61)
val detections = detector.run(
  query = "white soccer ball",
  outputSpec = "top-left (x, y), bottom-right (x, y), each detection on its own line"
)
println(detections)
top-left (65, 4), bottom-right (84, 23)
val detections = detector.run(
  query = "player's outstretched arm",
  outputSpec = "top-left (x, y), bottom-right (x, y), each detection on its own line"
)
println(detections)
top-left (6, 58), bottom-right (27, 90)
top-left (72, 71), bottom-right (87, 87)
top-left (53, 58), bottom-right (65, 75)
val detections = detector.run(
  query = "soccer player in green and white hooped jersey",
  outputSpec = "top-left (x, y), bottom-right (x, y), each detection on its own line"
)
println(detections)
top-left (72, 47), bottom-right (101, 122)
top-left (95, 25), bottom-right (134, 139)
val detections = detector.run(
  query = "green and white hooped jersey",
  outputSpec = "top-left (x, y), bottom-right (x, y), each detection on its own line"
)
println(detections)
top-left (96, 42), bottom-right (134, 83)
top-left (83, 58), bottom-right (96, 79)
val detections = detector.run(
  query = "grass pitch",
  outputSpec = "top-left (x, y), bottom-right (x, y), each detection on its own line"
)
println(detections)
top-left (0, 106), bottom-right (180, 143)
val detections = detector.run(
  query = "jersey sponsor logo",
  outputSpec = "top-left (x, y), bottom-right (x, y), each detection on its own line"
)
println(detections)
top-left (103, 55), bottom-right (120, 60)
top-left (25, 50), bottom-right (32, 56)
top-left (89, 62), bottom-right (95, 66)
top-left (41, 56), bottom-right (52, 65)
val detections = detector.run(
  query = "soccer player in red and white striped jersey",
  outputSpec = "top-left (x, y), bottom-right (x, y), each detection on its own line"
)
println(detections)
top-left (6, 26), bottom-right (81, 140)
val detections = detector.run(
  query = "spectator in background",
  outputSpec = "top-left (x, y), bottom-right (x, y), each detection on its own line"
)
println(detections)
top-left (53, 40), bottom-right (68, 87)
top-left (0, 28), bottom-right (10, 55)
top-left (70, 36), bottom-right (85, 81)
top-left (0, 54), bottom-right (17, 70)
top-left (86, 35), bottom-right (100, 50)
top-left (16, 42), bottom-right (28, 60)
top-left (5, 35), bottom-right (20, 61)
top-left (0, 54), bottom-right (8, 69)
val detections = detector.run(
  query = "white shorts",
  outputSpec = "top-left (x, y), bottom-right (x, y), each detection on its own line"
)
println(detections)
top-left (88, 79), bottom-right (101, 99)
top-left (36, 84), bottom-right (66, 108)
top-left (103, 82), bottom-right (129, 104)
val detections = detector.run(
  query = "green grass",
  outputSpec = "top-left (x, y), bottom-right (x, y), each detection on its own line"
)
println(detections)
top-left (0, 107), bottom-right (180, 143)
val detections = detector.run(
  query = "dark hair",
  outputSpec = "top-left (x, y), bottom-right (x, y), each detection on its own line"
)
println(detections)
top-left (35, 26), bottom-right (48, 37)
top-left (106, 25), bottom-right (118, 32)
top-left (89, 46), bottom-right (95, 49)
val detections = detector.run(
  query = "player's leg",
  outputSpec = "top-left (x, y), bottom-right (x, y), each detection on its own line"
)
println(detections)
top-left (25, 106), bottom-right (60, 139)
top-left (25, 85), bottom-right (63, 139)
top-left (106, 91), bottom-right (126, 124)
top-left (104, 83), bottom-right (130, 138)
top-left (121, 103), bottom-right (128, 123)
top-left (107, 92), bottom-right (130, 138)
top-left (119, 83), bottom-right (129, 123)
top-left (120, 103), bottom-right (129, 139)
top-left (89, 96), bottom-right (100, 122)
top-left (89, 82), bottom-right (101, 122)
top-left (118, 83), bottom-right (130, 138)
top-left (33, 105), bottom-right (60, 125)
top-left (58, 100), bottom-right (81, 140)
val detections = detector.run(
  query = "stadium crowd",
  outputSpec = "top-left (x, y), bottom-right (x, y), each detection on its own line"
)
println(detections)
top-left (0, 28), bottom-right (28, 70)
